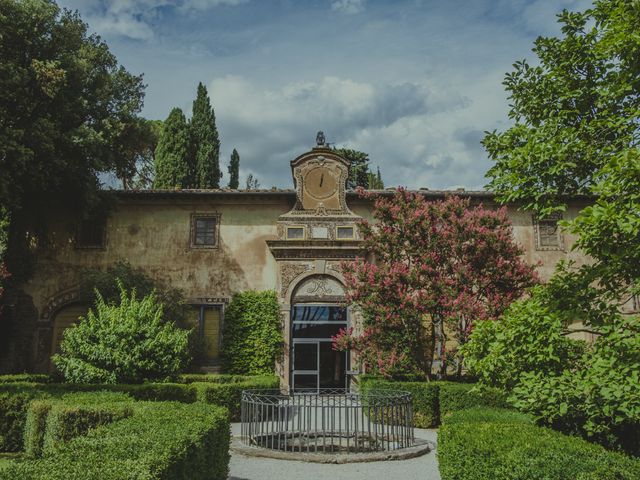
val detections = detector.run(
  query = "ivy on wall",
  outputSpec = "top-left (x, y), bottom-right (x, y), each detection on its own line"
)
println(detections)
top-left (221, 291), bottom-right (282, 375)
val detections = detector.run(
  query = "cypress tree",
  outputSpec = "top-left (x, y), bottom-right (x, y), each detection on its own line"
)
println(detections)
top-left (228, 148), bottom-right (240, 189)
top-left (154, 108), bottom-right (191, 188)
top-left (191, 82), bottom-right (221, 188)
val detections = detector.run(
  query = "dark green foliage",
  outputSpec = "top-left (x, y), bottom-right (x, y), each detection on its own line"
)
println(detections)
top-left (367, 166), bottom-right (384, 189)
top-left (438, 382), bottom-right (507, 420)
top-left (358, 377), bottom-right (506, 427)
top-left (22, 400), bottom-right (51, 458)
top-left (335, 148), bottom-right (370, 189)
top-left (178, 373), bottom-right (268, 384)
top-left (221, 291), bottom-right (282, 375)
top-left (359, 377), bottom-right (440, 427)
top-left (0, 375), bottom-right (50, 384)
top-left (0, 0), bottom-right (145, 283)
top-left (53, 282), bottom-right (190, 384)
top-left (194, 375), bottom-right (279, 421)
top-left (0, 392), bottom-right (38, 452)
top-left (228, 148), bottom-right (240, 189)
top-left (4, 401), bottom-right (230, 480)
top-left (77, 261), bottom-right (188, 328)
top-left (190, 82), bottom-right (221, 188)
top-left (154, 108), bottom-right (191, 188)
top-left (438, 407), bottom-right (640, 480)
top-left (114, 118), bottom-right (163, 190)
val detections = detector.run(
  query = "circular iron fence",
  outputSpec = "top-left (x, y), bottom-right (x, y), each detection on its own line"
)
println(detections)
top-left (241, 389), bottom-right (414, 453)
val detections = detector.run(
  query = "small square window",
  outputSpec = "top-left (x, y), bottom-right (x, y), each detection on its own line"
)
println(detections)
top-left (191, 214), bottom-right (219, 248)
top-left (287, 227), bottom-right (305, 239)
top-left (76, 218), bottom-right (106, 249)
top-left (336, 226), bottom-right (355, 239)
top-left (534, 213), bottom-right (563, 250)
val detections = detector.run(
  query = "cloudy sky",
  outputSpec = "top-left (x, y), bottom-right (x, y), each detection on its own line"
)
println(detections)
top-left (59, 0), bottom-right (592, 190)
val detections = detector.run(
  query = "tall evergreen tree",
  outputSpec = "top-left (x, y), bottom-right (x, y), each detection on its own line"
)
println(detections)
top-left (228, 148), bottom-right (240, 189)
top-left (335, 148), bottom-right (370, 189)
top-left (190, 82), bottom-right (221, 188)
top-left (154, 108), bottom-right (190, 188)
top-left (367, 166), bottom-right (384, 189)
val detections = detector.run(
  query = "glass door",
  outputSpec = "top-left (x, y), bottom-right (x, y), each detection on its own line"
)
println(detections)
top-left (291, 304), bottom-right (348, 392)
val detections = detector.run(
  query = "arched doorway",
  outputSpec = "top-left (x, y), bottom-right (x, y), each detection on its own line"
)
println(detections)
top-left (290, 275), bottom-right (349, 392)
top-left (50, 303), bottom-right (88, 368)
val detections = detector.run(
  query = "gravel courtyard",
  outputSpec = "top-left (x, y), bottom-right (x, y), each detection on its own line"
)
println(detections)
top-left (229, 424), bottom-right (441, 480)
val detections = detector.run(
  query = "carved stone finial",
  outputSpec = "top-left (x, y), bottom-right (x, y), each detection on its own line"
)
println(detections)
top-left (316, 131), bottom-right (325, 146)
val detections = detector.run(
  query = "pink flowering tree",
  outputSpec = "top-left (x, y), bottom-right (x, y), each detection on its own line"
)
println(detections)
top-left (333, 188), bottom-right (537, 379)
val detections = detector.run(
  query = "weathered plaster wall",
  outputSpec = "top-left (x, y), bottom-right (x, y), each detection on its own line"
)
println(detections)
top-left (23, 196), bottom-right (294, 319)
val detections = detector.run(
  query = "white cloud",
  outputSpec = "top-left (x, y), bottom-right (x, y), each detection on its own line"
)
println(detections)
top-left (331, 0), bottom-right (366, 15)
top-left (208, 75), bottom-right (488, 190)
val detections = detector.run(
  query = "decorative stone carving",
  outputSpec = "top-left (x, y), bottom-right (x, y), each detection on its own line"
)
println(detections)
top-left (40, 288), bottom-right (85, 322)
top-left (280, 263), bottom-right (312, 296)
top-left (294, 275), bottom-right (345, 298)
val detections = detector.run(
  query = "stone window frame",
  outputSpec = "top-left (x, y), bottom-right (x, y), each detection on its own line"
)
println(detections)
top-left (286, 225), bottom-right (306, 240)
top-left (533, 212), bottom-right (564, 251)
top-left (190, 212), bottom-right (221, 249)
top-left (336, 225), bottom-right (356, 240)
top-left (74, 216), bottom-right (107, 250)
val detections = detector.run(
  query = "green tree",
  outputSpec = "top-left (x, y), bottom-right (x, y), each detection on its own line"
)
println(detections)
top-left (190, 82), bottom-right (221, 188)
top-left (154, 108), bottom-right (191, 189)
top-left (115, 118), bottom-right (163, 190)
top-left (335, 148), bottom-right (370, 189)
top-left (53, 281), bottom-right (191, 384)
top-left (0, 0), bottom-right (145, 280)
top-left (245, 174), bottom-right (259, 190)
top-left (483, 0), bottom-right (640, 311)
top-left (228, 148), bottom-right (240, 189)
top-left (367, 166), bottom-right (384, 189)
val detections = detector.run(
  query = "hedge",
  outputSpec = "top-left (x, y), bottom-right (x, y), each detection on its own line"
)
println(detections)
top-left (359, 376), bottom-right (440, 427)
top-left (437, 382), bottom-right (507, 420)
top-left (438, 407), bottom-right (640, 480)
top-left (221, 290), bottom-right (282, 375)
top-left (358, 377), bottom-right (506, 427)
top-left (24, 392), bottom-right (133, 457)
top-left (0, 375), bottom-right (51, 384)
top-left (194, 375), bottom-right (280, 420)
top-left (2, 401), bottom-right (230, 480)
top-left (0, 392), bottom-right (41, 452)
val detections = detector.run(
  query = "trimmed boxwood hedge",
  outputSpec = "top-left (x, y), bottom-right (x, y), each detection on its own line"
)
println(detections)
top-left (24, 392), bottom-right (133, 457)
top-left (194, 375), bottom-right (280, 421)
top-left (2, 401), bottom-right (230, 480)
top-left (438, 407), bottom-right (640, 480)
top-left (0, 375), bottom-right (51, 384)
top-left (358, 377), bottom-right (506, 427)
top-left (0, 392), bottom-right (40, 452)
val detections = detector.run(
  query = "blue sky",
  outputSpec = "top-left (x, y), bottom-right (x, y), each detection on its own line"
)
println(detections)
top-left (58, 0), bottom-right (592, 189)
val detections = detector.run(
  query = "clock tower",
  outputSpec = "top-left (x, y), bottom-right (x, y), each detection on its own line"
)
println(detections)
top-left (266, 134), bottom-right (364, 391)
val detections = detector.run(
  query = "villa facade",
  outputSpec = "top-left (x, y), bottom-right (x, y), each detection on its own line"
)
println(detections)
top-left (6, 142), bottom-right (618, 389)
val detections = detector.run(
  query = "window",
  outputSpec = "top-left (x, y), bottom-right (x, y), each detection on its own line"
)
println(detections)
top-left (336, 226), bottom-right (355, 239)
top-left (190, 213), bottom-right (219, 248)
top-left (287, 226), bottom-right (305, 239)
top-left (187, 304), bottom-right (223, 365)
top-left (534, 213), bottom-right (563, 250)
top-left (76, 217), bottom-right (106, 249)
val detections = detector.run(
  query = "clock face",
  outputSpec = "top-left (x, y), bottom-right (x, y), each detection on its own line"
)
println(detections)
top-left (304, 167), bottom-right (338, 200)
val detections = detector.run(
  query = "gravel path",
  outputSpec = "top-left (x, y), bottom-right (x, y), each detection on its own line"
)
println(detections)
top-left (229, 424), bottom-right (441, 480)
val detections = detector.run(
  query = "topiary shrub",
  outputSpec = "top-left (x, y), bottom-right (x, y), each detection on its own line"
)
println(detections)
top-left (438, 407), bottom-right (640, 480)
top-left (0, 392), bottom-right (41, 452)
top-left (221, 291), bottom-right (282, 375)
top-left (52, 281), bottom-right (191, 384)
top-left (438, 382), bottom-right (507, 420)
top-left (6, 401), bottom-right (230, 480)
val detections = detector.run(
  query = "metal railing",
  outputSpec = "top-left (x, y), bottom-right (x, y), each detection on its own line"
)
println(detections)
top-left (241, 388), bottom-right (414, 453)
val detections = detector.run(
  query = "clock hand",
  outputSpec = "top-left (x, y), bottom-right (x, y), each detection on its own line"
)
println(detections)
top-left (320, 173), bottom-right (324, 187)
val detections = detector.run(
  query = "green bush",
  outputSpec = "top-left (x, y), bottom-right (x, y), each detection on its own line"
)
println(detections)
top-left (221, 290), bottom-right (282, 375)
top-left (359, 376), bottom-right (440, 427)
top-left (511, 315), bottom-right (640, 455)
top-left (4, 401), bottom-right (230, 480)
top-left (438, 382), bottom-right (507, 420)
top-left (194, 375), bottom-right (279, 421)
top-left (53, 281), bottom-right (191, 384)
top-left (0, 392), bottom-right (41, 452)
top-left (178, 373), bottom-right (264, 384)
top-left (438, 407), bottom-right (640, 480)
top-left (460, 288), bottom-right (585, 391)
